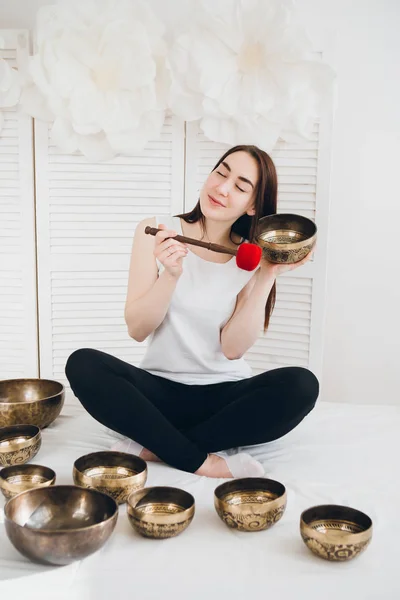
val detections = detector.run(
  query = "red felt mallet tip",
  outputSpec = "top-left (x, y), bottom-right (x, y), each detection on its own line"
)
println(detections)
top-left (236, 243), bottom-right (262, 271)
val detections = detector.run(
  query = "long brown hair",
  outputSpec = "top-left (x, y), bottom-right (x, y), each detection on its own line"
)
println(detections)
top-left (176, 144), bottom-right (278, 331)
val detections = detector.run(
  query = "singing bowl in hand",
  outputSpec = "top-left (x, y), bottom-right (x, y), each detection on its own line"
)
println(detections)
top-left (256, 213), bottom-right (317, 264)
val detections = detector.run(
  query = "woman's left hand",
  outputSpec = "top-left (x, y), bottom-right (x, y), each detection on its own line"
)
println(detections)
top-left (260, 247), bottom-right (315, 278)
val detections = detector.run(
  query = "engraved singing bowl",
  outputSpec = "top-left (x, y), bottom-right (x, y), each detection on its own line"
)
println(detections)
top-left (214, 477), bottom-right (287, 532)
top-left (4, 485), bottom-right (118, 566)
top-left (73, 451), bottom-right (148, 504)
top-left (0, 464), bottom-right (56, 500)
top-left (300, 504), bottom-right (373, 561)
top-left (256, 213), bottom-right (317, 264)
top-left (0, 425), bottom-right (41, 467)
top-left (0, 379), bottom-right (65, 429)
top-left (127, 486), bottom-right (195, 539)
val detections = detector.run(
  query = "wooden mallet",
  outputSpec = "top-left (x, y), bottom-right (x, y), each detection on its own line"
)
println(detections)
top-left (144, 226), bottom-right (262, 271)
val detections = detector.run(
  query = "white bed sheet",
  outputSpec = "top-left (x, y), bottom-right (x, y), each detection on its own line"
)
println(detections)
top-left (0, 400), bottom-right (399, 600)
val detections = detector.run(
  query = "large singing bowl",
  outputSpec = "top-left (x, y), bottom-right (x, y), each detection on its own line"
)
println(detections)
top-left (0, 379), bottom-right (65, 428)
top-left (4, 485), bottom-right (119, 566)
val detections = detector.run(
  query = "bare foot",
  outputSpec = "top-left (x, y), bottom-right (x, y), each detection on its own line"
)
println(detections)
top-left (195, 454), bottom-right (233, 478)
top-left (139, 448), bottom-right (162, 463)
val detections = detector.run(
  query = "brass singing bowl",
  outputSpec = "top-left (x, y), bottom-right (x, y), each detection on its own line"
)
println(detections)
top-left (300, 504), bottom-right (373, 561)
top-left (0, 464), bottom-right (56, 500)
top-left (0, 425), bottom-right (41, 467)
top-left (127, 486), bottom-right (195, 539)
top-left (256, 213), bottom-right (317, 264)
top-left (0, 379), bottom-right (65, 429)
top-left (4, 485), bottom-right (118, 566)
top-left (73, 451), bottom-right (147, 504)
top-left (214, 477), bottom-right (287, 532)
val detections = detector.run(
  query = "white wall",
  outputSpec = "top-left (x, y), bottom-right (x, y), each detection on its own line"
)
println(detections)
top-left (295, 0), bottom-right (400, 406)
top-left (1, 0), bottom-right (399, 405)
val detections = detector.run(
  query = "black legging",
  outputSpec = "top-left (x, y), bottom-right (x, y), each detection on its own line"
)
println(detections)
top-left (65, 348), bottom-right (319, 473)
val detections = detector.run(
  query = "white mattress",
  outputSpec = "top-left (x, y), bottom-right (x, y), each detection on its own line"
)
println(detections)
top-left (1, 400), bottom-right (399, 600)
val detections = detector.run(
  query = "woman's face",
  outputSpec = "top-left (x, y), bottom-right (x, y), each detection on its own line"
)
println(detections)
top-left (199, 151), bottom-right (259, 222)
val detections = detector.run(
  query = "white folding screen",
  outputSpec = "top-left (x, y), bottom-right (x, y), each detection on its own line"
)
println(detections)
top-left (0, 29), bottom-right (332, 391)
top-left (184, 105), bottom-right (332, 380)
top-left (0, 30), bottom-right (37, 380)
top-left (34, 115), bottom-right (185, 399)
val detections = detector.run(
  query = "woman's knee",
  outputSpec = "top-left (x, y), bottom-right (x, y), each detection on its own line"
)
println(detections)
top-left (65, 348), bottom-right (102, 385)
top-left (288, 367), bottom-right (319, 408)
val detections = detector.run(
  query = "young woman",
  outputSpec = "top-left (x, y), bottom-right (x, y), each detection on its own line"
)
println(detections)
top-left (65, 145), bottom-right (319, 479)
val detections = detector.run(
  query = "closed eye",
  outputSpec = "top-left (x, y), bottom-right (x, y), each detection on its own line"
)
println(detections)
top-left (216, 171), bottom-right (246, 193)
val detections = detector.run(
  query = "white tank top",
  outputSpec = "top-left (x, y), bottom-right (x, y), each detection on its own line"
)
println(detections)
top-left (139, 215), bottom-right (257, 385)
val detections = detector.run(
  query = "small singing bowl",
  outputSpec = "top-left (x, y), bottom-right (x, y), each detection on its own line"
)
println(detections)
top-left (0, 425), bottom-right (41, 467)
top-left (0, 378), bottom-right (65, 429)
top-left (0, 464), bottom-right (56, 500)
top-left (73, 451), bottom-right (147, 504)
top-left (4, 485), bottom-right (118, 566)
top-left (127, 486), bottom-right (195, 539)
top-left (214, 477), bottom-right (287, 532)
top-left (256, 213), bottom-right (317, 264)
top-left (300, 504), bottom-right (373, 561)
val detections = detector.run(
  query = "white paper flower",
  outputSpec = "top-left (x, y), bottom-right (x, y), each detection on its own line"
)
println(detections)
top-left (0, 38), bottom-right (22, 133)
top-left (21, 0), bottom-right (169, 160)
top-left (167, 0), bottom-right (335, 150)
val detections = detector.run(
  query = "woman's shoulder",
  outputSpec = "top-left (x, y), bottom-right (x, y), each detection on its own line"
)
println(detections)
top-left (135, 215), bottom-right (176, 233)
top-left (137, 216), bottom-right (157, 228)
top-left (133, 215), bottom-right (176, 249)
top-left (133, 216), bottom-right (156, 242)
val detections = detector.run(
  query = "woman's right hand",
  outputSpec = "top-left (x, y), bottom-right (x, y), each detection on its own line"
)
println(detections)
top-left (153, 223), bottom-right (188, 278)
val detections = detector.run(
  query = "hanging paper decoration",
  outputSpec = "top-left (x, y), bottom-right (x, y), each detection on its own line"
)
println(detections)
top-left (20, 0), bottom-right (170, 160)
top-left (167, 0), bottom-right (335, 150)
top-left (0, 37), bottom-right (22, 133)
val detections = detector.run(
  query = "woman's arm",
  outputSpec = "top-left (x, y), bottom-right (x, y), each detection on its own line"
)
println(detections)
top-left (221, 252), bottom-right (314, 360)
top-left (124, 217), bottom-right (187, 342)
top-left (220, 268), bottom-right (275, 360)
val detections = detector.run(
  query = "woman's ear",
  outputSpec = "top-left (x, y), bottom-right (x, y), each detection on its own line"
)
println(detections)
top-left (246, 206), bottom-right (256, 216)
